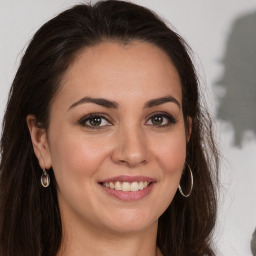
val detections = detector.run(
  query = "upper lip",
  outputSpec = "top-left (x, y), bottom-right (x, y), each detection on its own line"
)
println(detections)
top-left (99, 175), bottom-right (156, 183)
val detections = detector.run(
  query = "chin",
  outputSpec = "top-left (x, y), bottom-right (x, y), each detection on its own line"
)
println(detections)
top-left (100, 208), bottom-right (158, 234)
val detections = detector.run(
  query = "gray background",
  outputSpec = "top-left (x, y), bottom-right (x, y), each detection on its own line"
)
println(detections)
top-left (1, 1), bottom-right (256, 255)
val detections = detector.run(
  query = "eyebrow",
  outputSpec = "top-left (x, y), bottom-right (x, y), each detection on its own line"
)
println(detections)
top-left (144, 96), bottom-right (181, 109)
top-left (68, 97), bottom-right (119, 110)
top-left (68, 95), bottom-right (180, 111)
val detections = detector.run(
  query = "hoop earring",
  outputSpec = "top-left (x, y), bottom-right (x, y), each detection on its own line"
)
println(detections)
top-left (178, 163), bottom-right (193, 197)
top-left (41, 168), bottom-right (50, 188)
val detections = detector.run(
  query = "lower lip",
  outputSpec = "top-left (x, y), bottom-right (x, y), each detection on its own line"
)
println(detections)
top-left (100, 183), bottom-right (155, 201)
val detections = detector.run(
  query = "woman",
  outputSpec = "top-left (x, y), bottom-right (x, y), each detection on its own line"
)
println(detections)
top-left (0, 1), bottom-right (219, 255)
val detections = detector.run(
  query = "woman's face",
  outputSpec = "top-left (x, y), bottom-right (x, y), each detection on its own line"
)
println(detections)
top-left (41, 41), bottom-right (188, 233)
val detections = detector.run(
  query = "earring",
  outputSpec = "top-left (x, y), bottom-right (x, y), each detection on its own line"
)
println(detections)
top-left (178, 163), bottom-right (193, 197)
top-left (41, 168), bottom-right (50, 188)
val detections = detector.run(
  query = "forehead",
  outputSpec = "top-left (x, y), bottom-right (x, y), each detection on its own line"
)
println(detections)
top-left (56, 41), bottom-right (182, 107)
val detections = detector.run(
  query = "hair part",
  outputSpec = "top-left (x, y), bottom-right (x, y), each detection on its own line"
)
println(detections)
top-left (0, 1), bottom-right (219, 255)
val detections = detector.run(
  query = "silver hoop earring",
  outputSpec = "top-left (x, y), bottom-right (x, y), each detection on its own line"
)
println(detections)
top-left (41, 169), bottom-right (50, 188)
top-left (178, 163), bottom-right (193, 198)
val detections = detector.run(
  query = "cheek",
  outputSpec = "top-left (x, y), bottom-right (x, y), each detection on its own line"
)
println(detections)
top-left (48, 129), bottom-right (110, 183)
top-left (160, 142), bottom-right (186, 172)
top-left (153, 131), bottom-right (187, 174)
top-left (150, 129), bottom-right (187, 213)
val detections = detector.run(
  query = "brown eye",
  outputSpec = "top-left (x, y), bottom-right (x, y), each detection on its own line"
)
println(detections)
top-left (146, 113), bottom-right (177, 127)
top-left (78, 114), bottom-right (112, 128)
top-left (88, 117), bottom-right (103, 126)
top-left (151, 116), bottom-right (164, 126)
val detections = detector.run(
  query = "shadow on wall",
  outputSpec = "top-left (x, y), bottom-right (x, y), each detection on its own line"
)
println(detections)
top-left (252, 228), bottom-right (256, 256)
top-left (214, 11), bottom-right (256, 147)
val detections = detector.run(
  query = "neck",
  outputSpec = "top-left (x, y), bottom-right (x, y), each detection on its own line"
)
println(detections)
top-left (57, 216), bottom-right (161, 256)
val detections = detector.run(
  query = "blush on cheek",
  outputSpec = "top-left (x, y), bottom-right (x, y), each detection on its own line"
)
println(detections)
top-left (156, 140), bottom-right (186, 172)
top-left (59, 139), bottom-right (109, 177)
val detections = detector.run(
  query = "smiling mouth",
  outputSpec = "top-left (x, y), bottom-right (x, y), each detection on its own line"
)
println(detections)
top-left (98, 176), bottom-right (156, 201)
top-left (101, 181), bottom-right (151, 192)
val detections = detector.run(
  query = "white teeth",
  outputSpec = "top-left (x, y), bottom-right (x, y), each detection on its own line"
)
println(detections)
top-left (102, 181), bottom-right (150, 192)
top-left (122, 182), bottom-right (130, 191)
top-left (131, 182), bottom-right (139, 192)
top-left (104, 182), bottom-right (110, 188)
top-left (115, 181), bottom-right (121, 190)
top-left (138, 181), bottom-right (144, 190)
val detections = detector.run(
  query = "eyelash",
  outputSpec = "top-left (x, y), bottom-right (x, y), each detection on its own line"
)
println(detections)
top-left (146, 112), bottom-right (177, 127)
top-left (78, 112), bottom-right (177, 129)
top-left (78, 113), bottom-right (112, 129)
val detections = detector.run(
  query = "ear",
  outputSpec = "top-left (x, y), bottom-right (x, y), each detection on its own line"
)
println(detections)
top-left (26, 115), bottom-right (52, 170)
top-left (186, 117), bottom-right (192, 142)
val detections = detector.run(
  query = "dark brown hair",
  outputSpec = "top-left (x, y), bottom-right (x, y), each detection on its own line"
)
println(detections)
top-left (0, 1), bottom-right (219, 255)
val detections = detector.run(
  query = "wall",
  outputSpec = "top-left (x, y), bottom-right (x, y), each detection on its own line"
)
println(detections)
top-left (1, 1), bottom-right (256, 255)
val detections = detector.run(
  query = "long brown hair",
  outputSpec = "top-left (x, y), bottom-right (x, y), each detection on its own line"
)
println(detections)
top-left (0, 1), bottom-right (219, 255)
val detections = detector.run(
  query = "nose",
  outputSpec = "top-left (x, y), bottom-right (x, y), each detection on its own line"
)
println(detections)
top-left (111, 125), bottom-right (149, 168)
